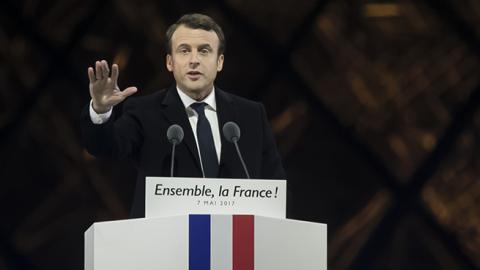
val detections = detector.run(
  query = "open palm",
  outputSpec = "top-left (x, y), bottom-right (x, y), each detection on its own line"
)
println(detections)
top-left (88, 60), bottom-right (137, 113)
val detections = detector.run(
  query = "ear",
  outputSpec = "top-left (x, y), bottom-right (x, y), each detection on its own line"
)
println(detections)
top-left (217, 54), bottom-right (224, 72)
top-left (166, 54), bottom-right (173, 72)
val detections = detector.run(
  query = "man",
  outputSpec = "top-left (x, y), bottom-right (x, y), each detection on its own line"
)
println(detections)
top-left (81, 13), bottom-right (286, 218)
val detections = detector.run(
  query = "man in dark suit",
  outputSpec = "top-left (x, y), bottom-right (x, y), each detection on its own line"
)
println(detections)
top-left (81, 13), bottom-right (286, 218)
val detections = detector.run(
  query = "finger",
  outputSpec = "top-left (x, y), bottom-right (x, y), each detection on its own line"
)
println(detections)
top-left (121, 87), bottom-right (138, 98)
top-left (111, 64), bottom-right (119, 85)
top-left (101, 60), bottom-right (110, 78)
top-left (87, 67), bottom-right (96, 83)
top-left (109, 87), bottom-right (137, 105)
top-left (95, 61), bottom-right (103, 80)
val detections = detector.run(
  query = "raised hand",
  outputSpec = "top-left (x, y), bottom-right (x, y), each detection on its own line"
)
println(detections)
top-left (88, 60), bottom-right (137, 113)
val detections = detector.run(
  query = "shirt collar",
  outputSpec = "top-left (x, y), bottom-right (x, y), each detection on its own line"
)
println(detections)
top-left (176, 86), bottom-right (217, 111)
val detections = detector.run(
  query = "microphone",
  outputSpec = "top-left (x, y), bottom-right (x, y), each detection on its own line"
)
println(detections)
top-left (167, 124), bottom-right (184, 177)
top-left (223, 122), bottom-right (250, 179)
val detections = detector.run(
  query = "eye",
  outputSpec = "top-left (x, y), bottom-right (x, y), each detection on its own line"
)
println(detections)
top-left (177, 47), bottom-right (189, 55)
top-left (200, 48), bottom-right (210, 55)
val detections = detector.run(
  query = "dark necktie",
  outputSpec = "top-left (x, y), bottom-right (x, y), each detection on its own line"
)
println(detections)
top-left (190, 102), bottom-right (219, 178)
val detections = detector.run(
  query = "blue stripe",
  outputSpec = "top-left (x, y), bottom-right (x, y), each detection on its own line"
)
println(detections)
top-left (189, 215), bottom-right (211, 270)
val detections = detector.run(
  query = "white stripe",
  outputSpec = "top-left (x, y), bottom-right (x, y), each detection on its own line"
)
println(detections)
top-left (255, 216), bottom-right (327, 270)
top-left (211, 215), bottom-right (232, 270)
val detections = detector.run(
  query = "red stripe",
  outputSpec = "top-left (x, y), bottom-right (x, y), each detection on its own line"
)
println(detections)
top-left (233, 215), bottom-right (254, 270)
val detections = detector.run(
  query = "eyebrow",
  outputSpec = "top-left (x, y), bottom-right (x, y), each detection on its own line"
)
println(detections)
top-left (176, 43), bottom-right (213, 50)
top-left (176, 44), bottom-right (191, 49)
top-left (198, 44), bottom-right (213, 50)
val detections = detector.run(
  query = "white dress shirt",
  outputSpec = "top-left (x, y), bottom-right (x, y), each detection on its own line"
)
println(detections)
top-left (176, 87), bottom-right (222, 164)
top-left (89, 87), bottom-right (222, 172)
top-left (89, 100), bottom-right (112, 124)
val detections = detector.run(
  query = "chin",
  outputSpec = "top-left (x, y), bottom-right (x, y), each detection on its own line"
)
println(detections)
top-left (184, 86), bottom-right (203, 93)
top-left (186, 84), bottom-right (209, 93)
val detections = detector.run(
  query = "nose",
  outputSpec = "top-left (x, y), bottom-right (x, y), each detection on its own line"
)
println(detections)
top-left (189, 50), bottom-right (200, 67)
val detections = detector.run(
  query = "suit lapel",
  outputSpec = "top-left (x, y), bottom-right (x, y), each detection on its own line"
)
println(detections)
top-left (161, 86), bottom-right (202, 172)
top-left (216, 88), bottom-right (238, 170)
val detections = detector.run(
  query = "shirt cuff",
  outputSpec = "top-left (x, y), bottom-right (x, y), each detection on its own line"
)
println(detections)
top-left (89, 100), bottom-right (112, 124)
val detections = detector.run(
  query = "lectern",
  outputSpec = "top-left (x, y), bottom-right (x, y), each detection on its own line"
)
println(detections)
top-left (85, 178), bottom-right (327, 269)
top-left (85, 215), bottom-right (327, 270)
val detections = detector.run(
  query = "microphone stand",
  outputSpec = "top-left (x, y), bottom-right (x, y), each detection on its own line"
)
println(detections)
top-left (170, 142), bottom-right (177, 177)
top-left (170, 143), bottom-right (176, 177)
top-left (233, 138), bottom-right (250, 179)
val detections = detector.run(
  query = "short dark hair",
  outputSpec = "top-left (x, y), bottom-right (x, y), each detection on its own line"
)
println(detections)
top-left (165, 13), bottom-right (226, 55)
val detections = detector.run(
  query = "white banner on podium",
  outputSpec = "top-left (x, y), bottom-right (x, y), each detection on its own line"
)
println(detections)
top-left (145, 177), bottom-right (286, 218)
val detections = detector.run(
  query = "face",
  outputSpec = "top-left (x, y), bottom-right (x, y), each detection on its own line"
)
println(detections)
top-left (166, 25), bottom-right (224, 100)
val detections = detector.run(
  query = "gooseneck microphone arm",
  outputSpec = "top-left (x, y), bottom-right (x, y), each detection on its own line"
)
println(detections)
top-left (223, 122), bottom-right (250, 179)
top-left (167, 124), bottom-right (184, 177)
top-left (232, 138), bottom-right (250, 179)
top-left (170, 143), bottom-right (176, 177)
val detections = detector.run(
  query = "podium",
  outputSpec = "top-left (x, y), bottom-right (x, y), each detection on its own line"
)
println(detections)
top-left (85, 178), bottom-right (327, 269)
top-left (85, 214), bottom-right (327, 270)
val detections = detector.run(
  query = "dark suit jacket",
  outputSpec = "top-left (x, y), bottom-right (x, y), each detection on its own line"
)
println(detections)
top-left (81, 85), bottom-right (286, 218)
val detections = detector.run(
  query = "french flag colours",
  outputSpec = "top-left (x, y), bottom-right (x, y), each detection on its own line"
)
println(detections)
top-left (189, 215), bottom-right (254, 270)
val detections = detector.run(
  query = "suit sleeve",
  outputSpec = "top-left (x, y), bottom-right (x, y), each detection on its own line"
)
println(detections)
top-left (80, 99), bottom-right (143, 161)
top-left (259, 104), bottom-right (287, 180)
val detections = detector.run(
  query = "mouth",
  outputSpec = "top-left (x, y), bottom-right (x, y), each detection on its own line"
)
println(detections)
top-left (186, 71), bottom-right (202, 80)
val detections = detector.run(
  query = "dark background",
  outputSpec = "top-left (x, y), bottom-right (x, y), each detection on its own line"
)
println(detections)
top-left (1, 0), bottom-right (480, 269)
